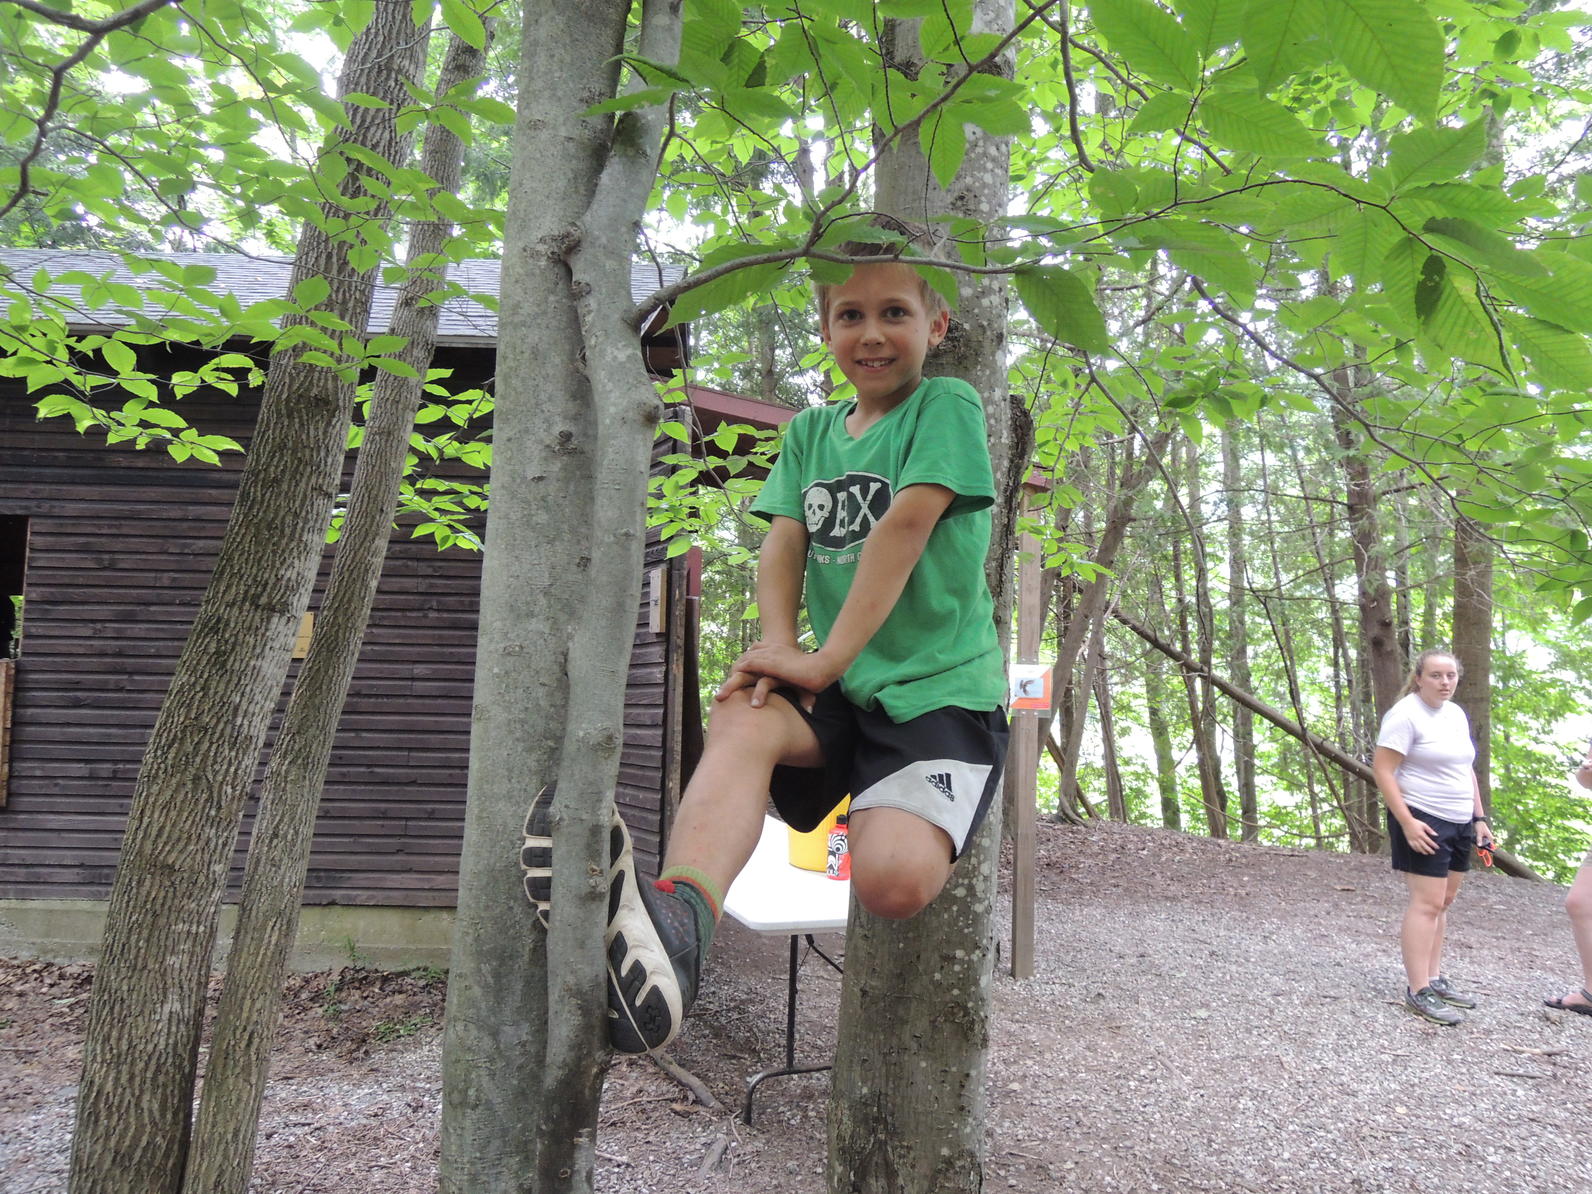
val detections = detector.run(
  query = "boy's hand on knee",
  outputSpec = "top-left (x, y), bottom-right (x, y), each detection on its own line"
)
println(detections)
top-left (732, 643), bottom-right (840, 698)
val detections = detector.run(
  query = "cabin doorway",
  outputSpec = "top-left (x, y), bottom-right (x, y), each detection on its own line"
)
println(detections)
top-left (0, 516), bottom-right (27, 658)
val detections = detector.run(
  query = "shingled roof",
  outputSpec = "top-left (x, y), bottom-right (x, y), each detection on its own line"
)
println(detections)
top-left (0, 248), bottom-right (684, 347)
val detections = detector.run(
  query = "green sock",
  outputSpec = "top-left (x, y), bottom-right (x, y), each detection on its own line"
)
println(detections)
top-left (656, 867), bottom-right (722, 956)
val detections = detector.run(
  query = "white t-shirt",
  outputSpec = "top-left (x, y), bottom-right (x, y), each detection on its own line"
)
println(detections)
top-left (1376, 692), bottom-right (1476, 823)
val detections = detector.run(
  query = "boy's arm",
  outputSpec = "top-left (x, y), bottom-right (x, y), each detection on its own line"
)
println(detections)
top-left (728, 483), bottom-right (954, 696)
top-left (716, 514), bottom-right (806, 707)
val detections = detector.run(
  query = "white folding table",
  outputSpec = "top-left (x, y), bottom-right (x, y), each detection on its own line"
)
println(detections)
top-left (722, 814), bottom-right (850, 1124)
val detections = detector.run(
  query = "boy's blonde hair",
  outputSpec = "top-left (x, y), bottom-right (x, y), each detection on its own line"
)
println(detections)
top-left (814, 213), bottom-right (952, 327)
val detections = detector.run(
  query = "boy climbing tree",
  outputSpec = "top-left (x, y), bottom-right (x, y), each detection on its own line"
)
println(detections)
top-left (521, 216), bottom-right (1011, 1052)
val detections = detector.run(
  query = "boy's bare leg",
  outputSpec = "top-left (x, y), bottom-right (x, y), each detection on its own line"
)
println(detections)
top-left (847, 807), bottom-right (954, 920)
top-left (663, 688), bottom-right (825, 895)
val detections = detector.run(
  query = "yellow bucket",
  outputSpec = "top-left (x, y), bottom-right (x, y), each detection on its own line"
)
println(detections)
top-left (787, 796), bottom-right (850, 871)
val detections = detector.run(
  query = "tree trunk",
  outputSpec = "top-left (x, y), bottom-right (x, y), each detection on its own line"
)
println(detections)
top-left (1144, 651), bottom-right (1181, 830)
top-left (183, 29), bottom-right (486, 1194)
top-left (827, 6), bottom-right (1015, 1190)
top-left (68, 9), bottom-right (426, 1192)
top-left (1329, 366), bottom-right (1403, 718)
top-left (1172, 437), bottom-right (1228, 839)
top-left (1090, 622), bottom-right (1125, 820)
top-left (1221, 424), bottom-right (1257, 841)
top-left (1451, 515), bottom-right (1494, 815)
top-left (440, 2), bottom-right (684, 1190)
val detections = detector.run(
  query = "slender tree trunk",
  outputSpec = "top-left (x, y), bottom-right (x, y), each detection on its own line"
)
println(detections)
top-left (1173, 437), bottom-right (1228, 838)
top-left (1221, 424), bottom-right (1257, 841)
top-left (1144, 652), bottom-right (1181, 829)
top-left (67, 9), bottom-right (426, 1192)
top-left (828, 6), bottom-right (1015, 1190)
top-left (1452, 515), bottom-right (1494, 814)
top-left (1089, 622), bottom-right (1125, 820)
top-left (184, 29), bottom-right (486, 1194)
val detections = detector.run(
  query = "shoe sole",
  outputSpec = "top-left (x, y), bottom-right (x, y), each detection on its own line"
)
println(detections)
top-left (520, 786), bottom-right (684, 1053)
top-left (1405, 1001), bottom-right (1463, 1026)
top-left (521, 786), bottom-right (625, 928)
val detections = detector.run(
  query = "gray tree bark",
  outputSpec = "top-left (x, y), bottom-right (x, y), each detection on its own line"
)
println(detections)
top-left (439, 2), bottom-right (684, 1190)
top-left (183, 28), bottom-right (487, 1194)
top-left (67, 8), bottom-right (427, 1191)
top-left (827, 4), bottom-right (1015, 1190)
top-left (1451, 515), bottom-right (1494, 814)
top-left (1221, 424), bottom-right (1257, 840)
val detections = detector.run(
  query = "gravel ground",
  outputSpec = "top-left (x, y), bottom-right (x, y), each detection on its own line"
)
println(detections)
top-left (3, 818), bottom-right (1589, 1192)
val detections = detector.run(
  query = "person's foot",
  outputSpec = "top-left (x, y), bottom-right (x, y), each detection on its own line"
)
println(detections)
top-left (521, 786), bottom-right (701, 1053)
top-left (1427, 975), bottom-right (1477, 1009)
top-left (1544, 986), bottom-right (1592, 1018)
top-left (1405, 986), bottom-right (1464, 1026)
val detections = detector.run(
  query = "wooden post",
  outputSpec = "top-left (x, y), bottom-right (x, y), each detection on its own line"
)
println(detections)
top-left (1007, 513), bottom-right (1044, 978)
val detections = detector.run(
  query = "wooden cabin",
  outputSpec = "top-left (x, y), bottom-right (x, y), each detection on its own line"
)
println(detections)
top-left (0, 249), bottom-right (794, 965)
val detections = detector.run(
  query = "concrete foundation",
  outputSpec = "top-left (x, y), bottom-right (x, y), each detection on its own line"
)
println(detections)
top-left (0, 899), bottom-right (455, 972)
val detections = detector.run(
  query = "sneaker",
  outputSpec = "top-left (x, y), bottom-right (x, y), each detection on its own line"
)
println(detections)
top-left (520, 786), bottom-right (701, 1053)
top-left (1427, 975), bottom-right (1477, 1009)
top-left (1406, 985), bottom-right (1464, 1026)
top-left (521, 785), bottom-right (623, 930)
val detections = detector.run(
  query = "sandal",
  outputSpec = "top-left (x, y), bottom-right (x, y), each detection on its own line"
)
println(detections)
top-left (1543, 987), bottom-right (1592, 1017)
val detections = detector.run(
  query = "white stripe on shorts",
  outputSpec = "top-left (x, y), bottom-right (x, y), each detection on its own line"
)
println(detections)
top-left (850, 756), bottom-right (995, 854)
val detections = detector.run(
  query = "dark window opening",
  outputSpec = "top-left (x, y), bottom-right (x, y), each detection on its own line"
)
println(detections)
top-left (0, 516), bottom-right (27, 659)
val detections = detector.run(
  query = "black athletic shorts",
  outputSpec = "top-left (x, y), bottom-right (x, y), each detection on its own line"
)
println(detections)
top-left (769, 683), bottom-right (1009, 860)
top-left (1388, 806), bottom-right (1475, 877)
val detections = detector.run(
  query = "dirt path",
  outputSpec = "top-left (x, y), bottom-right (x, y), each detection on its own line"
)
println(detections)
top-left (4, 819), bottom-right (1589, 1192)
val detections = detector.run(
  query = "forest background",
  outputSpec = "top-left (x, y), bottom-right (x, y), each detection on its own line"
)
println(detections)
top-left (5, 0), bottom-right (1592, 880)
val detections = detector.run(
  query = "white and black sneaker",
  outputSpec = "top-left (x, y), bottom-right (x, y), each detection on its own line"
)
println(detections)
top-left (1427, 975), bottom-right (1477, 1009)
top-left (521, 786), bottom-right (701, 1053)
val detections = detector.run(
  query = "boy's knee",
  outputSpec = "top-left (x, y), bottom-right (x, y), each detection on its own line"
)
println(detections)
top-left (1567, 886), bottom-right (1592, 923)
top-left (851, 865), bottom-right (945, 920)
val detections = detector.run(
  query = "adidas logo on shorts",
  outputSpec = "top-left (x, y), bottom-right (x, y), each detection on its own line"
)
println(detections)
top-left (926, 771), bottom-right (955, 802)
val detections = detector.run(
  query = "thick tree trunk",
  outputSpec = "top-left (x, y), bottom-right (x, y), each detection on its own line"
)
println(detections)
top-left (440, 3), bottom-right (684, 1190)
top-left (67, 9), bottom-right (425, 1192)
top-left (1330, 368), bottom-right (1403, 718)
top-left (1144, 652), bottom-right (1181, 830)
top-left (1452, 515), bottom-right (1494, 815)
top-left (183, 30), bottom-right (486, 1194)
top-left (827, 6), bottom-right (1015, 1190)
top-left (439, 5), bottom-right (627, 1188)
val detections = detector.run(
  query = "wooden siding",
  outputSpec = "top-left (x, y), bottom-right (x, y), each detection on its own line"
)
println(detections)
top-left (0, 350), bottom-right (684, 905)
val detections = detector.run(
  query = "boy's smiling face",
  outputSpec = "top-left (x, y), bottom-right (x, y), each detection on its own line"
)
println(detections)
top-left (820, 262), bottom-right (950, 411)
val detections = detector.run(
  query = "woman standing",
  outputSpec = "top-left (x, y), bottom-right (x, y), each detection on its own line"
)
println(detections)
top-left (1544, 745), bottom-right (1592, 1019)
top-left (1372, 649), bottom-right (1495, 1026)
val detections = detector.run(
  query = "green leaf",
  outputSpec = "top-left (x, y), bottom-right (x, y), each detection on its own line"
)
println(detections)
top-left (1014, 266), bottom-right (1110, 354)
top-left (1493, 253), bottom-right (1592, 334)
top-left (1240, 0), bottom-right (1325, 93)
top-left (1506, 313), bottom-right (1592, 390)
top-left (292, 276), bottom-right (331, 309)
top-left (1324, 0), bottom-right (1443, 125)
top-left (1330, 208), bottom-right (1398, 284)
top-left (1198, 89), bottom-right (1322, 157)
top-left (1421, 217), bottom-right (1546, 279)
top-left (665, 262), bottom-right (790, 327)
top-left (1387, 122), bottom-right (1489, 193)
top-left (1172, 0), bottom-right (1245, 57)
top-left (1414, 258), bottom-right (1505, 373)
top-left (1379, 236), bottom-right (1427, 336)
top-left (1129, 90), bottom-right (1194, 133)
top-left (439, 0), bottom-right (486, 50)
top-left (922, 111), bottom-right (968, 189)
top-left (1090, 0), bottom-right (1201, 90)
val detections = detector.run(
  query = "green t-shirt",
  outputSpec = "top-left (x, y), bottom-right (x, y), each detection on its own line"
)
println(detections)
top-left (750, 375), bottom-right (1006, 722)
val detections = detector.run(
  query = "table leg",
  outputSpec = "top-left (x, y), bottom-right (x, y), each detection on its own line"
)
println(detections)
top-left (741, 933), bottom-right (839, 1125)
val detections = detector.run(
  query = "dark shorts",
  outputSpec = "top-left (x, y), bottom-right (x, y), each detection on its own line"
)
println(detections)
top-left (770, 684), bottom-right (1009, 861)
top-left (1388, 806), bottom-right (1475, 877)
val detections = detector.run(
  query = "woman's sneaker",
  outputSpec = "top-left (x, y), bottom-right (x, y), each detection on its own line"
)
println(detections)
top-left (1427, 975), bottom-right (1477, 1009)
top-left (1405, 986), bottom-right (1464, 1026)
top-left (521, 786), bottom-right (701, 1053)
